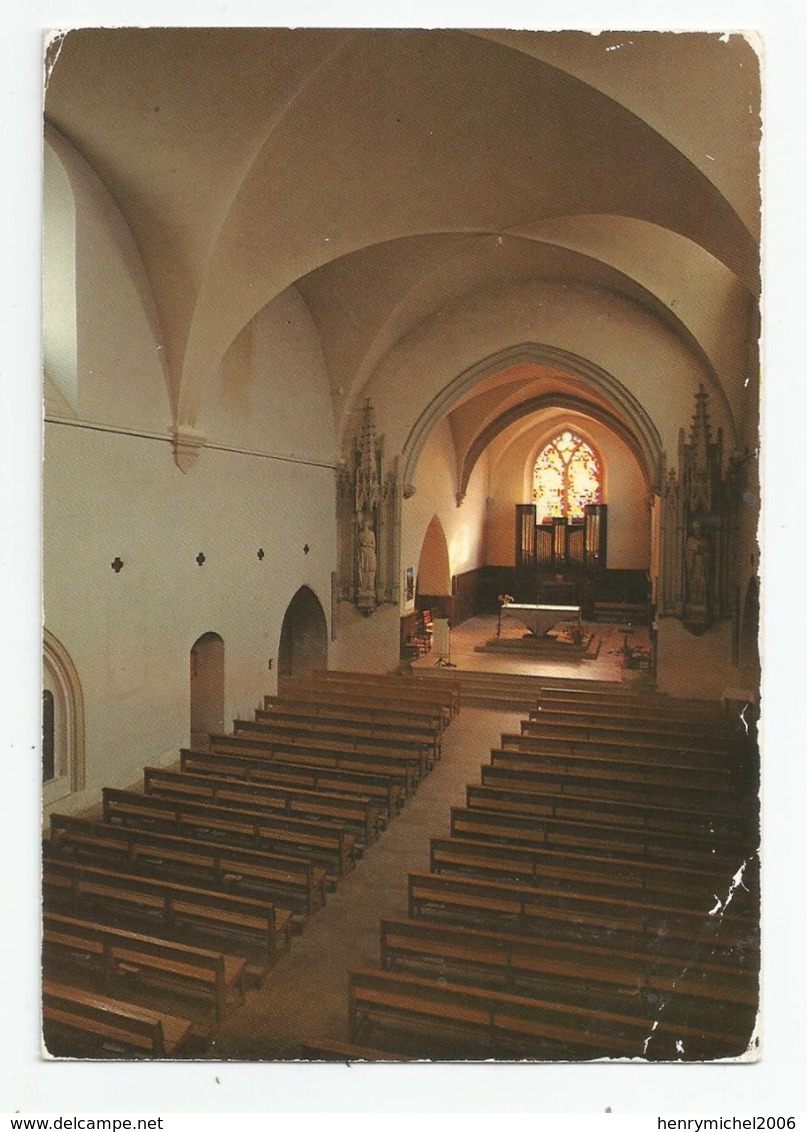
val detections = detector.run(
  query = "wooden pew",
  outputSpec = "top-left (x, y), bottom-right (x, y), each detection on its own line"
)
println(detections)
top-left (490, 746), bottom-right (732, 794)
top-left (522, 717), bottom-right (732, 754)
top-left (262, 694), bottom-right (444, 746)
top-left (464, 783), bottom-right (745, 842)
top-left (537, 687), bottom-right (724, 721)
top-left (180, 747), bottom-right (403, 818)
top-left (207, 734), bottom-right (420, 797)
top-left (245, 710), bottom-right (434, 774)
top-left (448, 806), bottom-right (749, 870)
top-left (347, 968), bottom-right (747, 1061)
top-left (515, 722), bottom-right (733, 763)
top-left (298, 1038), bottom-right (412, 1061)
top-left (529, 701), bottom-right (728, 738)
top-left (143, 766), bottom-right (382, 849)
top-left (479, 760), bottom-right (737, 809)
top-left (102, 787), bottom-right (356, 879)
top-left (305, 669), bottom-right (461, 717)
top-left (43, 857), bottom-right (293, 975)
top-left (406, 872), bottom-right (758, 964)
top-left (43, 980), bottom-right (194, 1058)
top-left (49, 813), bottom-right (327, 917)
top-left (43, 911), bottom-right (247, 1024)
top-left (428, 836), bottom-right (752, 905)
top-left (378, 917), bottom-right (757, 1032)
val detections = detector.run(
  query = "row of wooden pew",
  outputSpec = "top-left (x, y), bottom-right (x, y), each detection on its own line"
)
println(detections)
top-left (42, 669), bottom-right (460, 1060)
top-left (304, 679), bottom-right (759, 1062)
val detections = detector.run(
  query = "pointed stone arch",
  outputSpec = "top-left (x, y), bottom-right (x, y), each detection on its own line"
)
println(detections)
top-left (190, 632), bottom-right (225, 750)
top-left (278, 586), bottom-right (329, 679)
top-left (43, 629), bottom-right (85, 804)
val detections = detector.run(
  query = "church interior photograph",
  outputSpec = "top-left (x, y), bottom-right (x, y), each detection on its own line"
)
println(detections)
top-left (41, 26), bottom-right (762, 1062)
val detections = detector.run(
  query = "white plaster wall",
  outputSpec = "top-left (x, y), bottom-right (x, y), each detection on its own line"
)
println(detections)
top-left (402, 418), bottom-right (489, 589)
top-left (43, 423), bottom-right (335, 817)
top-left (486, 417), bottom-right (650, 569)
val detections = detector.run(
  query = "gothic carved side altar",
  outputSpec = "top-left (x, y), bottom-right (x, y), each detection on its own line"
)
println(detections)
top-left (660, 385), bottom-right (745, 634)
top-left (336, 400), bottom-right (400, 615)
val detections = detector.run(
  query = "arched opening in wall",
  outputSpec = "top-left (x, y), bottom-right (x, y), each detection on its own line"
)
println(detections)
top-left (190, 632), bottom-right (225, 751)
top-left (43, 139), bottom-right (78, 412)
top-left (278, 587), bottom-right (328, 683)
top-left (416, 517), bottom-right (452, 612)
top-left (43, 630), bottom-right (85, 806)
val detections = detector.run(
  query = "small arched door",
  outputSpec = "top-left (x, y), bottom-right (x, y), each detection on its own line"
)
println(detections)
top-left (190, 632), bottom-right (225, 750)
top-left (278, 587), bottom-right (328, 681)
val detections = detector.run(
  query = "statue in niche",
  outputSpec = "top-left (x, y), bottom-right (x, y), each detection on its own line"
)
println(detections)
top-left (357, 515), bottom-right (378, 613)
top-left (685, 520), bottom-right (709, 608)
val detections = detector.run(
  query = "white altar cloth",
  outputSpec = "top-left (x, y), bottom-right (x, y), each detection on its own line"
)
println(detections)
top-left (498, 602), bottom-right (581, 637)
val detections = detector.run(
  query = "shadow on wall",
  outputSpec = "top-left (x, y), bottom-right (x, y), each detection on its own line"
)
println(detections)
top-left (278, 586), bottom-right (328, 679)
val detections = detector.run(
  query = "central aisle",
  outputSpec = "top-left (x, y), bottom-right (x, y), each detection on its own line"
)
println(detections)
top-left (209, 707), bottom-right (522, 1061)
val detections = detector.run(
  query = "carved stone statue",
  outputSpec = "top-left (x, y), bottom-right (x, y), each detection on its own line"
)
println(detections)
top-left (357, 516), bottom-right (378, 612)
top-left (685, 520), bottom-right (709, 608)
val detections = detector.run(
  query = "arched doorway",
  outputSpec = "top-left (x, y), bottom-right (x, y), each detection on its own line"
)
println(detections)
top-left (190, 632), bottom-right (225, 750)
top-left (416, 516), bottom-right (452, 601)
top-left (278, 587), bottom-right (328, 680)
top-left (43, 629), bottom-right (85, 805)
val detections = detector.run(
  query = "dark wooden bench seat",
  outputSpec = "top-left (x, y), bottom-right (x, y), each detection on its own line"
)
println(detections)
top-left (43, 911), bottom-right (247, 1024)
top-left (516, 722), bottom-right (734, 763)
top-left (43, 861), bottom-right (292, 984)
top-left (465, 783), bottom-right (746, 842)
top-left (522, 716), bottom-right (732, 754)
top-left (449, 805), bottom-right (750, 871)
top-left (378, 917), bottom-right (757, 1034)
top-left (480, 760), bottom-right (739, 811)
top-left (428, 837), bottom-right (753, 906)
top-left (236, 718), bottom-right (433, 773)
top-left (143, 766), bottom-right (382, 849)
top-left (210, 732), bottom-right (421, 793)
top-left (306, 669), bottom-right (461, 717)
top-left (529, 701), bottom-right (728, 738)
top-left (490, 747), bottom-right (731, 793)
top-left (102, 787), bottom-right (356, 879)
top-left (43, 980), bottom-right (194, 1058)
top-left (44, 857), bottom-right (294, 972)
top-left (407, 872), bottom-right (758, 964)
top-left (49, 813), bottom-right (326, 917)
top-left (538, 687), bottom-right (724, 719)
top-left (180, 748), bottom-right (403, 817)
top-left (591, 600), bottom-right (649, 624)
top-left (262, 693), bottom-right (444, 743)
top-left (297, 1037), bottom-right (412, 1061)
top-left (347, 967), bottom-right (747, 1061)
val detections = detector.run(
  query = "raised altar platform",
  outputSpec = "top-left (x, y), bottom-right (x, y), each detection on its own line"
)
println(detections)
top-left (497, 602), bottom-right (581, 638)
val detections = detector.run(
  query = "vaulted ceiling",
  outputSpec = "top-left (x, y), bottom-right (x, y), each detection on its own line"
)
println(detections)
top-left (45, 27), bottom-right (760, 480)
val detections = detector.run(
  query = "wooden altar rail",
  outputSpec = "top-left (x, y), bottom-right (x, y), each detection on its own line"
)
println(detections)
top-left (49, 813), bottom-right (326, 918)
top-left (143, 766), bottom-right (382, 850)
top-left (180, 748), bottom-right (403, 819)
top-left (208, 733), bottom-right (420, 797)
top-left (102, 787), bottom-right (357, 880)
top-left (347, 967), bottom-right (749, 1062)
top-left (43, 980), bottom-right (194, 1059)
top-left (43, 911), bottom-right (248, 1025)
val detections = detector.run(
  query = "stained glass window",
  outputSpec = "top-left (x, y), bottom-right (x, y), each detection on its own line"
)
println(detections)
top-left (533, 431), bottom-right (602, 523)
